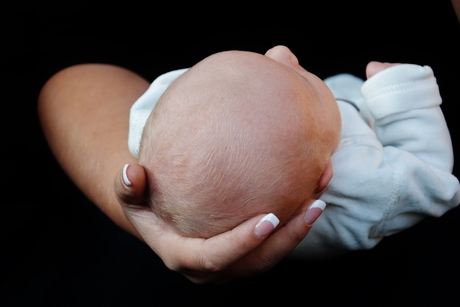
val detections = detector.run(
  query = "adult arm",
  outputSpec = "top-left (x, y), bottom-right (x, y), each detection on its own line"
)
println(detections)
top-left (37, 63), bottom-right (323, 283)
top-left (38, 63), bottom-right (143, 235)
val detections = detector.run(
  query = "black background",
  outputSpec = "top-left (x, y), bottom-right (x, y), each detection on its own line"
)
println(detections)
top-left (2, 1), bottom-right (460, 306)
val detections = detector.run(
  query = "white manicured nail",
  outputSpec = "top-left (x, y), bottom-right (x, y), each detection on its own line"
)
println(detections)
top-left (305, 199), bottom-right (326, 225)
top-left (254, 213), bottom-right (279, 238)
top-left (122, 164), bottom-right (131, 187)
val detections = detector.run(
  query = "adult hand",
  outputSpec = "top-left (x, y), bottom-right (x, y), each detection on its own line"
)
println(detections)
top-left (114, 163), bottom-right (325, 284)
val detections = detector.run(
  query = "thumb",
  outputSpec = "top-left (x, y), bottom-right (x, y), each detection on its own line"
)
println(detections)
top-left (114, 163), bottom-right (149, 210)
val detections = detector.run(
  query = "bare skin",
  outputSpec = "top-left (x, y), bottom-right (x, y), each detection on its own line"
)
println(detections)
top-left (137, 47), bottom-right (341, 238)
top-left (38, 63), bottom-right (145, 236)
top-left (37, 46), bottom-right (325, 284)
top-left (452, 0), bottom-right (460, 22)
top-left (37, 45), bottom-right (395, 284)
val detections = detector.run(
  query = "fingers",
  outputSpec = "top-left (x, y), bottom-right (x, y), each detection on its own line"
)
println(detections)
top-left (240, 200), bottom-right (326, 270)
top-left (115, 162), bottom-right (327, 285)
top-left (201, 213), bottom-right (280, 266)
top-left (163, 214), bottom-right (278, 271)
top-left (366, 61), bottom-right (401, 79)
top-left (114, 163), bottom-right (271, 278)
top-left (115, 163), bottom-right (285, 283)
top-left (179, 200), bottom-right (326, 284)
top-left (114, 163), bottom-right (149, 209)
top-left (265, 45), bottom-right (300, 67)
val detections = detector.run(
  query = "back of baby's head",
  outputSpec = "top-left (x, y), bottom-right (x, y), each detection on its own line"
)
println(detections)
top-left (138, 50), bottom-right (328, 238)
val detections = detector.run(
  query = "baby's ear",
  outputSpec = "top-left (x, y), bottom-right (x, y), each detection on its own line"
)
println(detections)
top-left (313, 160), bottom-right (333, 199)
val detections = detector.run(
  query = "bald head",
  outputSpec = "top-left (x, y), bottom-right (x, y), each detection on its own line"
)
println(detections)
top-left (138, 49), bottom-right (340, 237)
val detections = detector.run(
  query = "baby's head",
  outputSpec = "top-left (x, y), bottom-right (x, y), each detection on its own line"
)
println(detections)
top-left (138, 45), bottom-right (341, 238)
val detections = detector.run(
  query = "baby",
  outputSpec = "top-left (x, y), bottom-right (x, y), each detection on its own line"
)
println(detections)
top-left (128, 46), bottom-right (460, 256)
top-left (129, 47), bottom-right (340, 238)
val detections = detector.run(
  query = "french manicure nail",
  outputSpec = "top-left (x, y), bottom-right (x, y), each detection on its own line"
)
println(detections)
top-left (122, 164), bottom-right (131, 187)
top-left (254, 213), bottom-right (279, 238)
top-left (305, 199), bottom-right (326, 225)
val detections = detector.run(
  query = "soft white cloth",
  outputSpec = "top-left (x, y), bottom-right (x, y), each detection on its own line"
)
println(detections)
top-left (128, 68), bottom-right (188, 158)
top-left (291, 65), bottom-right (460, 259)
top-left (128, 64), bottom-right (460, 259)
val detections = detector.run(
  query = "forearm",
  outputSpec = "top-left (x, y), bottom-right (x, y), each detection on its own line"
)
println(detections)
top-left (37, 63), bottom-right (150, 239)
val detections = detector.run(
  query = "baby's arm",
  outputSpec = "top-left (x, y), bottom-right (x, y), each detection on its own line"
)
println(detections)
top-left (290, 63), bottom-right (460, 259)
top-left (362, 63), bottom-right (455, 171)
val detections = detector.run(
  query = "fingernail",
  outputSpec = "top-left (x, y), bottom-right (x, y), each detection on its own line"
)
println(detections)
top-left (254, 213), bottom-right (279, 238)
top-left (305, 200), bottom-right (326, 225)
top-left (122, 164), bottom-right (131, 187)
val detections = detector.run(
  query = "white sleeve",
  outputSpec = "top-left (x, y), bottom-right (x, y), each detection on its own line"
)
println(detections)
top-left (128, 68), bottom-right (188, 158)
top-left (290, 66), bottom-right (460, 260)
top-left (362, 64), bottom-right (454, 171)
